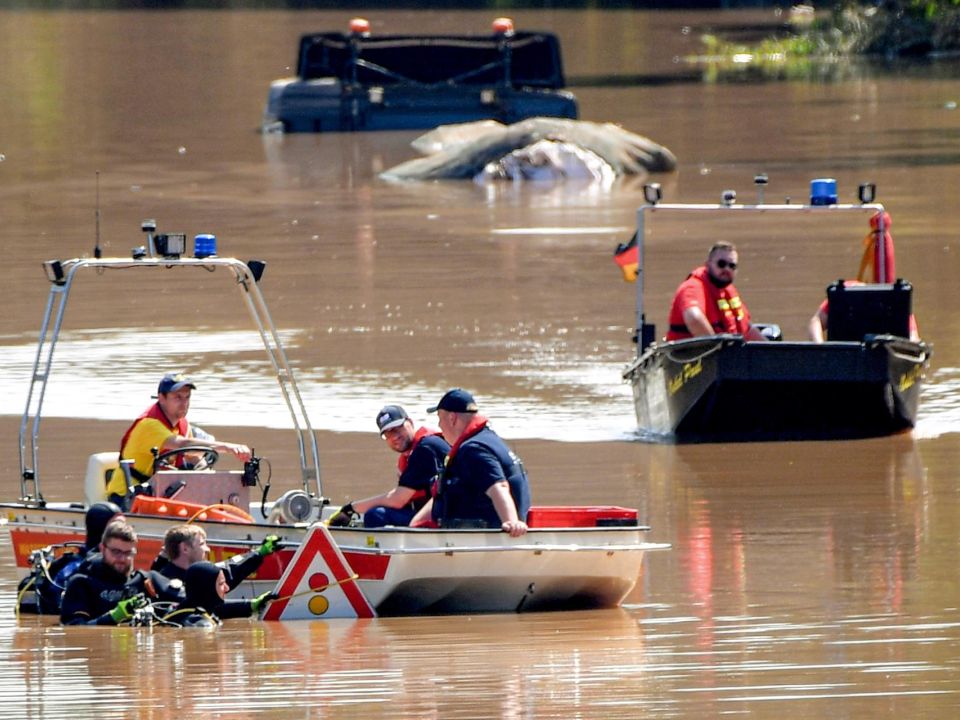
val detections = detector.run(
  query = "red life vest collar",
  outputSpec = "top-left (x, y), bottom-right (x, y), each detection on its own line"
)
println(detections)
top-left (119, 402), bottom-right (189, 454)
top-left (690, 266), bottom-right (745, 334)
top-left (691, 265), bottom-right (728, 291)
top-left (445, 415), bottom-right (489, 465)
top-left (397, 426), bottom-right (442, 474)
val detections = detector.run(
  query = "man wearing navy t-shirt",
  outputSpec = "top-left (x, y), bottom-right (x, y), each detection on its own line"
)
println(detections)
top-left (424, 388), bottom-right (531, 537)
top-left (329, 405), bottom-right (450, 528)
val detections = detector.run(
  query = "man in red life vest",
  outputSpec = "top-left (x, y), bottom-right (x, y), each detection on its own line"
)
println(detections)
top-left (413, 389), bottom-right (531, 538)
top-left (666, 242), bottom-right (768, 342)
top-left (328, 405), bottom-right (450, 528)
top-left (105, 372), bottom-right (252, 502)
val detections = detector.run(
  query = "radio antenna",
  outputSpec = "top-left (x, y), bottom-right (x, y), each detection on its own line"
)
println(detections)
top-left (94, 171), bottom-right (102, 259)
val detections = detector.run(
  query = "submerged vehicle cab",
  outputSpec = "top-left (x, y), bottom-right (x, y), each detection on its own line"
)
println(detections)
top-left (262, 17), bottom-right (578, 133)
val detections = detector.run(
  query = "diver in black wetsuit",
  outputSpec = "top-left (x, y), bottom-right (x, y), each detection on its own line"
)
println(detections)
top-left (18, 501), bottom-right (124, 615)
top-left (163, 561), bottom-right (275, 627)
top-left (60, 519), bottom-right (178, 626)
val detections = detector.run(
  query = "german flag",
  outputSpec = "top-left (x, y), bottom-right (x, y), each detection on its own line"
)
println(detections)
top-left (613, 231), bottom-right (638, 282)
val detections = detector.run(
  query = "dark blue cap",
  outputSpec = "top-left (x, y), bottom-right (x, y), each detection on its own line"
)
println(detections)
top-left (376, 405), bottom-right (409, 435)
top-left (427, 388), bottom-right (478, 414)
top-left (156, 372), bottom-right (196, 395)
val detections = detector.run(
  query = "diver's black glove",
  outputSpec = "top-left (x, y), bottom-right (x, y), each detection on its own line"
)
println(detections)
top-left (328, 503), bottom-right (356, 527)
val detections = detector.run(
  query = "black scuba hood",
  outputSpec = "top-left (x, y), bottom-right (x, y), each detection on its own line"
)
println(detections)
top-left (185, 561), bottom-right (225, 611)
top-left (85, 501), bottom-right (123, 550)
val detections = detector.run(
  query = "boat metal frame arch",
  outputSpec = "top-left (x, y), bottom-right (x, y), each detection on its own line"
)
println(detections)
top-left (18, 255), bottom-right (323, 506)
top-left (633, 195), bottom-right (888, 359)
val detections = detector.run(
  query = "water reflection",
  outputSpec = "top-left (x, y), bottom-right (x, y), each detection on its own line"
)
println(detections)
top-left (2, 590), bottom-right (654, 718)
top-left (3, 6), bottom-right (960, 718)
top-left (0, 327), bottom-right (635, 441)
top-left (654, 435), bottom-right (928, 615)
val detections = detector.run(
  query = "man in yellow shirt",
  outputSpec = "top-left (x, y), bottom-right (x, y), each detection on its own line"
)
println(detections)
top-left (106, 372), bottom-right (252, 502)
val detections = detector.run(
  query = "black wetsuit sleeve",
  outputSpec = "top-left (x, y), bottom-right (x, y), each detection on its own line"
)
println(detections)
top-left (60, 575), bottom-right (117, 626)
top-left (219, 551), bottom-right (264, 591)
top-left (217, 599), bottom-right (254, 620)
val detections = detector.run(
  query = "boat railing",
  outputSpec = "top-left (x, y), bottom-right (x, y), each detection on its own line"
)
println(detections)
top-left (866, 334), bottom-right (930, 361)
top-left (335, 541), bottom-right (670, 556)
top-left (18, 255), bottom-right (323, 507)
top-left (632, 181), bottom-right (887, 360)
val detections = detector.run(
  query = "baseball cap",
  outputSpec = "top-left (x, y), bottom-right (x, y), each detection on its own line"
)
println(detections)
top-left (427, 388), bottom-right (478, 414)
top-left (376, 405), bottom-right (409, 435)
top-left (156, 372), bottom-right (196, 396)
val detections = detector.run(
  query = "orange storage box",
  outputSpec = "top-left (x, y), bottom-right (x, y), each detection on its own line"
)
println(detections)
top-left (526, 505), bottom-right (638, 528)
top-left (130, 494), bottom-right (253, 524)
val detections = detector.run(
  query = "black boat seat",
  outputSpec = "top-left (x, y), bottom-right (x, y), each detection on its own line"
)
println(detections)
top-left (826, 278), bottom-right (912, 341)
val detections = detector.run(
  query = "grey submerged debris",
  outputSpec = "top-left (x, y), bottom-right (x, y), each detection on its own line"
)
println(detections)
top-left (380, 117), bottom-right (677, 182)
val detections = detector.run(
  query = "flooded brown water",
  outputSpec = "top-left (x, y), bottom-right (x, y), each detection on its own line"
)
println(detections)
top-left (2, 7), bottom-right (960, 718)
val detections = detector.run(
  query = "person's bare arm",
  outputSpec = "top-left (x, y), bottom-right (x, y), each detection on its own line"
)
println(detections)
top-left (161, 434), bottom-right (252, 462)
top-left (745, 324), bottom-right (769, 341)
top-left (409, 498), bottom-right (434, 527)
top-left (681, 306), bottom-right (715, 337)
top-left (808, 308), bottom-right (828, 343)
top-left (486, 481), bottom-right (527, 537)
top-left (352, 487), bottom-right (417, 514)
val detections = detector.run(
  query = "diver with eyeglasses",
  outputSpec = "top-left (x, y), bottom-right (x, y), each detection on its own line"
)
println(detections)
top-left (666, 242), bottom-right (768, 342)
top-left (60, 518), bottom-right (181, 626)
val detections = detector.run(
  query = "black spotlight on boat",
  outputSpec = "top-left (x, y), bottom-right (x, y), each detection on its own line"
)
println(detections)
top-left (721, 189), bottom-right (737, 206)
top-left (43, 260), bottom-right (64, 286)
top-left (154, 233), bottom-right (186, 258)
top-left (858, 182), bottom-right (876, 204)
top-left (643, 183), bottom-right (661, 205)
top-left (246, 260), bottom-right (267, 283)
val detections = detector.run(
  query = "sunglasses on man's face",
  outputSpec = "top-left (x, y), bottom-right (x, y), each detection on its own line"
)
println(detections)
top-left (715, 259), bottom-right (737, 270)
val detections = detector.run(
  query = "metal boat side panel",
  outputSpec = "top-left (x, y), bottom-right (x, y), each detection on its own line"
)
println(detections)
top-left (626, 337), bottom-right (929, 442)
top-left (5, 504), bottom-right (657, 614)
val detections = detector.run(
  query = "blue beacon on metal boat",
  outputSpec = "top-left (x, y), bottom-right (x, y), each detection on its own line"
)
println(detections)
top-left (194, 234), bottom-right (217, 258)
top-left (810, 178), bottom-right (838, 205)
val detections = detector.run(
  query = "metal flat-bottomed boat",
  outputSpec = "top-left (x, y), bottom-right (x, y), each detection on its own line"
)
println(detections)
top-left (621, 179), bottom-right (930, 443)
top-left (7, 224), bottom-right (663, 619)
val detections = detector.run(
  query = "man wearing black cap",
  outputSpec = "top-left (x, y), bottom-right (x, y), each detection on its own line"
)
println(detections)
top-left (328, 405), bottom-right (449, 528)
top-left (105, 372), bottom-right (252, 503)
top-left (422, 388), bottom-right (530, 537)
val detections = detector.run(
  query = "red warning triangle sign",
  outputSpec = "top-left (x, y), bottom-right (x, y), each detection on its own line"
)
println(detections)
top-left (262, 525), bottom-right (376, 620)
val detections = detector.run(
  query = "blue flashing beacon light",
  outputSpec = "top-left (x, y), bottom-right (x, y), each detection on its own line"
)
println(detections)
top-left (810, 178), bottom-right (837, 206)
top-left (194, 234), bottom-right (217, 258)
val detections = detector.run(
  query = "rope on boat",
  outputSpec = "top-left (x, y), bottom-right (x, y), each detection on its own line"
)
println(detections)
top-left (662, 336), bottom-right (731, 364)
top-left (273, 573), bottom-right (360, 602)
top-left (185, 503), bottom-right (256, 524)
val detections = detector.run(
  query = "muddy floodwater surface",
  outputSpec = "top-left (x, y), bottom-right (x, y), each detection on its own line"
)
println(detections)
top-left (1, 7), bottom-right (959, 719)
